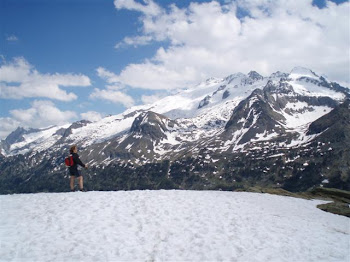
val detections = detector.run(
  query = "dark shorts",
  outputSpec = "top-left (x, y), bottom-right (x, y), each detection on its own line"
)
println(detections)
top-left (69, 168), bottom-right (81, 177)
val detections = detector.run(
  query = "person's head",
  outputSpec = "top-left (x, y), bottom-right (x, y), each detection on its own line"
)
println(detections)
top-left (70, 145), bottom-right (78, 154)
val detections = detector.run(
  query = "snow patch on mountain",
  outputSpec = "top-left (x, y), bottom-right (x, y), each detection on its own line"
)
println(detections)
top-left (281, 104), bottom-right (332, 129)
top-left (290, 80), bottom-right (345, 101)
top-left (7, 125), bottom-right (70, 156)
top-left (251, 130), bottom-right (279, 142)
top-left (68, 114), bottom-right (136, 147)
top-left (289, 66), bottom-right (319, 80)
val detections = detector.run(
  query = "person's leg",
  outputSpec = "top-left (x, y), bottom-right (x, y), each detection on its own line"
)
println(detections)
top-left (78, 176), bottom-right (83, 190)
top-left (70, 176), bottom-right (75, 191)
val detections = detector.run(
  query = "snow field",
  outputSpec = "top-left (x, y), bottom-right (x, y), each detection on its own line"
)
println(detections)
top-left (0, 190), bottom-right (349, 262)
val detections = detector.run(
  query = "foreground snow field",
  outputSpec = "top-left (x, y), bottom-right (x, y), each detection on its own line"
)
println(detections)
top-left (0, 191), bottom-right (349, 262)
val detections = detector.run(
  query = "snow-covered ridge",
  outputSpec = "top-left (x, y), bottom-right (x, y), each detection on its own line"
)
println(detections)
top-left (6, 125), bottom-right (70, 156)
top-left (289, 66), bottom-right (319, 79)
top-left (289, 80), bottom-right (345, 101)
top-left (67, 113), bottom-right (136, 147)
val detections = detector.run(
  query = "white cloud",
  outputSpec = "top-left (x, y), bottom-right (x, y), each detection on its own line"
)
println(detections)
top-left (114, 0), bottom-right (162, 16)
top-left (0, 117), bottom-right (20, 139)
top-left (6, 35), bottom-right (18, 41)
top-left (93, 67), bottom-right (135, 107)
top-left (141, 93), bottom-right (166, 104)
top-left (117, 61), bottom-right (198, 90)
top-left (90, 88), bottom-right (135, 107)
top-left (80, 111), bottom-right (103, 122)
top-left (96, 67), bottom-right (120, 84)
top-left (96, 67), bottom-right (126, 90)
top-left (0, 100), bottom-right (78, 139)
top-left (0, 57), bottom-right (91, 101)
top-left (115, 35), bottom-right (154, 49)
top-left (9, 100), bottom-right (77, 128)
top-left (95, 65), bottom-right (171, 107)
top-left (112, 0), bottom-right (350, 89)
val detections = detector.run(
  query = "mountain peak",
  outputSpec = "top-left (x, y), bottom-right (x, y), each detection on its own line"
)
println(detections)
top-left (130, 111), bottom-right (174, 141)
top-left (224, 73), bottom-right (246, 82)
top-left (58, 120), bottom-right (91, 138)
top-left (290, 66), bottom-right (319, 79)
top-left (204, 77), bottom-right (221, 85)
top-left (248, 71), bottom-right (263, 81)
top-left (270, 71), bottom-right (288, 79)
top-left (5, 126), bottom-right (30, 144)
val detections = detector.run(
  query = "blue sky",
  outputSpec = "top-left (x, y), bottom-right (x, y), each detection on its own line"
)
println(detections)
top-left (0, 0), bottom-right (349, 138)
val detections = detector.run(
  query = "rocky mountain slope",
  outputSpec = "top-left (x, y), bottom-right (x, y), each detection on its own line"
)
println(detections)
top-left (0, 67), bottom-right (349, 194)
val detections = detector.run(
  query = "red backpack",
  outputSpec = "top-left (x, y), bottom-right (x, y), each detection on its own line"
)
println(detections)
top-left (65, 155), bottom-right (74, 167)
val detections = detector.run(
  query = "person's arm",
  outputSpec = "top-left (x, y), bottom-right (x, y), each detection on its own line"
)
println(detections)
top-left (73, 153), bottom-right (86, 168)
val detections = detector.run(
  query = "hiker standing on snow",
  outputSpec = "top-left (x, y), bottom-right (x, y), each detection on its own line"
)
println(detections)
top-left (69, 145), bottom-right (88, 192)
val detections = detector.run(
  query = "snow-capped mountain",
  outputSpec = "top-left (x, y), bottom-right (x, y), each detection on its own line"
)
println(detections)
top-left (0, 67), bottom-right (349, 194)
